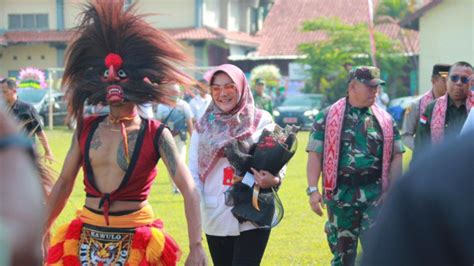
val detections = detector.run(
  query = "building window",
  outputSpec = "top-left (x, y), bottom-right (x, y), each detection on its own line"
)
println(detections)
top-left (9, 15), bottom-right (21, 30)
top-left (36, 14), bottom-right (49, 29)
top-left (8, 14), bottom-right (49, 30)
top-left (22, 15), bottom-right (35, 29)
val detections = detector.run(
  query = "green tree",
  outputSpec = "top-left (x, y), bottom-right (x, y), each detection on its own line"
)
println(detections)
top-left (250, 64), bottom-right (282, 89)
top-left (375, 0), bottom-right (410, 21)
top-left (298, 17), bottom-right (409, 103)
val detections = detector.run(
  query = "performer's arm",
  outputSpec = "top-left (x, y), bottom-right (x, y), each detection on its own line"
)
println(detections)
top-left (44, 132), bottom-right (82, 230)
top-left (307, 151), bottom-right (324, 216)
top-left (158, 128), bottom-right (207, 265)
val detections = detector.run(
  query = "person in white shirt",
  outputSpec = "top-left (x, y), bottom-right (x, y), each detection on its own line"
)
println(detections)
top-left (156, 83), bottom-right (194, 193)
top-left (189, 80), bottom-right (212, 123)
top-left (189, 64), bottom-right (280, 266)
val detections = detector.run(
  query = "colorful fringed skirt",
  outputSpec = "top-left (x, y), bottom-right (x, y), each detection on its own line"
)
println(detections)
top-left (46, 204), bottom-right (180, 266)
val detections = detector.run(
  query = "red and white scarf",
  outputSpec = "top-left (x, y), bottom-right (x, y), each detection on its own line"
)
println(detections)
top-left (431, 93), bottom-right (474, 144)
top-left (196, 64), bottom-right (262, 181)
top-left (419, 89), bottom-right (434, 118)
top-left (322, 98), bottom-right (394, 199)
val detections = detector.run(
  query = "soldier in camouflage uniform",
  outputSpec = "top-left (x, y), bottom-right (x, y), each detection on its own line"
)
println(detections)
top-left (306, 66), bottom-right (405, 266)
top-left (253, 80), bottom-right (273, 115)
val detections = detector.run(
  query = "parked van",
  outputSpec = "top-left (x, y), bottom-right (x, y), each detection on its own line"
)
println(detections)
top-left (16, 89), bottom-right (68, 126)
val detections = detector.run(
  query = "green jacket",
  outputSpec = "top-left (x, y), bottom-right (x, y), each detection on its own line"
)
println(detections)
top-left (254, 94), bottom-right (273, 115)
top-left (413, 96), bottom-right (468, 159)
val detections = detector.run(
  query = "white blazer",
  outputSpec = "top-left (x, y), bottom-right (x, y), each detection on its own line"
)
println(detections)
top-left (188, 111), bottom-right (278, 236)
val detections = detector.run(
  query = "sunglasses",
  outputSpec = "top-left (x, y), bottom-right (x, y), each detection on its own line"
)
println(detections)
top-left (449, 75), bottom-right (470, 84)
top-left (210, 83), bottom-right (237, 95)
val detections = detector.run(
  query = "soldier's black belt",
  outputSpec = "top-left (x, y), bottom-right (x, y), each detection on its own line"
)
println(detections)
top-left (338, 173), bottom-right (380, 186)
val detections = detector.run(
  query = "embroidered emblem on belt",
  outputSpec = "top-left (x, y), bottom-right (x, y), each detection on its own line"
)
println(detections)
top-left (79, 224), bottom-right (135, 265)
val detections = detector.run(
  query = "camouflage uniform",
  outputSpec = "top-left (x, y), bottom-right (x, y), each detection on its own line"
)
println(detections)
top-left (307, 102), bottom-right (405, 266)
top-left (254, 93), bottom-right (273, 115)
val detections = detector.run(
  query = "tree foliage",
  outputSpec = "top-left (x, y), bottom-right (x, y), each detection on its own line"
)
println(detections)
top-left (375, 0), bottom-right (410, 21)
top-left (250, 64), bottom-right (282, 89)
top-left (298, 17), bottom-right (409, 103)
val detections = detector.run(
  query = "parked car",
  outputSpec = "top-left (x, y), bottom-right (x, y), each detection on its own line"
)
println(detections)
top-left (387, 95), bottom-right (420, 128)
top-left (272, 93), bottom-right (325, 130)
top-left (16, 89), bottom-right (68, 126)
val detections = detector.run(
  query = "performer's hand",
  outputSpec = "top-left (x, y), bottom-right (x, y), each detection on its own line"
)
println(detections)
top-left (309, 191), bottom-right (325, 216)
top-left (251, 168), bottom-right (279, 189)
top-left (185, 242), bottom-right (208, 266)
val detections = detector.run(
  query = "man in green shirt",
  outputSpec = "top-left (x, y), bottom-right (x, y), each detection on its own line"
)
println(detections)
top-left (253, 80), bottom-right (273, 115)
top-left (306, 66), bottom-right (404, 266)
top-left (401, 64), bottom-right (450, 150)
top-left (414, 61), bottom-right (473, 159)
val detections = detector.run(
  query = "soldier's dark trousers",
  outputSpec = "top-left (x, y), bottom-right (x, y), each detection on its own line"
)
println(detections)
top-left (325, 201), bottom-right (378, 266)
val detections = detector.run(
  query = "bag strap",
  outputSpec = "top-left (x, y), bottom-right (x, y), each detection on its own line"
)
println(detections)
top-left (271, 187), bottom-right (284, 228)
top-left (162, 108), bottom-right (176, 124)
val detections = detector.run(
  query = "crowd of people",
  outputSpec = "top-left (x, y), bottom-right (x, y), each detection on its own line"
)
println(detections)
top-left (1, 1), bottom-right (473, 266)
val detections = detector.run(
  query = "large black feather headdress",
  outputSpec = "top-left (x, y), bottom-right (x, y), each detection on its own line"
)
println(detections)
top-left (63, 0), bottom-right (192, 121)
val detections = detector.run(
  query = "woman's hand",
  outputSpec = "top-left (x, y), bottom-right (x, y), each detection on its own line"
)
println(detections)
top-left (250, 168), bottom-right (280, 189)
top-left (185, 242), bottom-right (208, 266)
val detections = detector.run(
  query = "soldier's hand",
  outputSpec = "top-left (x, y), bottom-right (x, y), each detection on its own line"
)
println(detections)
top-left (309, 191), bottom-right (324, 216)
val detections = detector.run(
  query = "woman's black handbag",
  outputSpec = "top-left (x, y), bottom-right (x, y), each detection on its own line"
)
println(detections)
top-left (225, 183), bottom-right (283, 227)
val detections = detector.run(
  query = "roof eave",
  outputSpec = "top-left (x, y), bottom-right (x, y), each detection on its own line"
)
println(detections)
top-left (7, 40), bottom-right (69, 45)
top-left (224, 39), bottom-right (259, 47)
top-left (229, 54), bottom-right (307, 61)
top-left (399, 0), bottom-right (443, 28)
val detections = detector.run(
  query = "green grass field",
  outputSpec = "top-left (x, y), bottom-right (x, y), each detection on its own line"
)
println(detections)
top-left (45, 128), bottom-right (412, 265)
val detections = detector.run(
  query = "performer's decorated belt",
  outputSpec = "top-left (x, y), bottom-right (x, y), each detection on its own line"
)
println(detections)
top-left (79, 224), bottom-right (135, 265)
